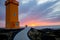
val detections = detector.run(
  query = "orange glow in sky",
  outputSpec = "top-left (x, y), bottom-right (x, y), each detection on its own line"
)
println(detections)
top-left (20, 20), bottom-right (60, 26)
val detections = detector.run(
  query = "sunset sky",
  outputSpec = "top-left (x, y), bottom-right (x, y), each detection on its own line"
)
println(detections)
top-left (0, 0), bottom-right (60, 27)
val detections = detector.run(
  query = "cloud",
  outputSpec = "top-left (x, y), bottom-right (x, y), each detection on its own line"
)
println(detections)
top-left (44, 11), bottom-right (60, 22)
top-left (19, 13), bottom-right (29, 20)
top-left (36, 0), bottom-right (49, 5)
top-left (44, 1), bottom-right (60, 20)
top-left (20, 0), bottom-right (60, 26)
top-left (0, 0), bottom-right (5, 21)
top-left (0, 21), bottom-right (5, 28)
top-left (53, 1), bottom-right (60, 11)
top-left (20, 0), bottom-right (32, 5)
top-left (36, 0), bottom-right (57, 5)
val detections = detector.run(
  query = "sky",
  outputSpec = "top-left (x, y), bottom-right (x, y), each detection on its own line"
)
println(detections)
top-left (0, 0), bottom-right (60, 27)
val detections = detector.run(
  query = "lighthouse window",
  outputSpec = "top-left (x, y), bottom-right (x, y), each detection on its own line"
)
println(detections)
top-left (16, 22), bottom-right (18, 26)
top-left (14, 13), bottom-right (16, 16)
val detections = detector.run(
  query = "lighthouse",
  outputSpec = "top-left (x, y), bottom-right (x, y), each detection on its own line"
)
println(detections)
top-left (5, 0), bottom-right (20, 29)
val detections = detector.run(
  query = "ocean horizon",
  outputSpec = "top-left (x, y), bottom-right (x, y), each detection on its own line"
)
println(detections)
top-left (20, 25), bottom-right (60, 29)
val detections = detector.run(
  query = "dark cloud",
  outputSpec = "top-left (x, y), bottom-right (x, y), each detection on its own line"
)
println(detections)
top-left (19, 0), bottom-right (36, 14)
top-left (20, 1), bottom-right (58, 22)
top-left (46, 11), bottom-right (60, 22)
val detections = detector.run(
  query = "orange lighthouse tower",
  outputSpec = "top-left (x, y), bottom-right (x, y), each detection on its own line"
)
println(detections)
top-left (5, 0), bottom-right (20, 29)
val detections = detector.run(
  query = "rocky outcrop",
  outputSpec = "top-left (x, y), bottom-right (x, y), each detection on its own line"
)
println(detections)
top-left (27, 28), bottom-right (60, 40)
top-left (0, 28), bottom-right (24, 40)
